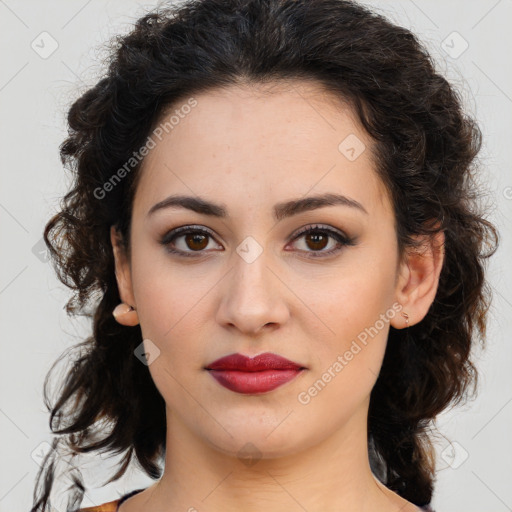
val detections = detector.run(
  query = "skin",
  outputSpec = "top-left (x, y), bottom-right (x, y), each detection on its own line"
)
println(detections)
top-left (111, 80), bottom-right (444, 512)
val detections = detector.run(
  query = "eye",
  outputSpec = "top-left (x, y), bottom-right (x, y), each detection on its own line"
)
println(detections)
top-left (287, 224), bottom-right (356, 258)
top-left (159, 225), bottom-right (222, 258)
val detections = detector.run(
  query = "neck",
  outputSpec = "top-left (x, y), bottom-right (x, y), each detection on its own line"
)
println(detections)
top-left (129, 403), bottom-right (420, 512)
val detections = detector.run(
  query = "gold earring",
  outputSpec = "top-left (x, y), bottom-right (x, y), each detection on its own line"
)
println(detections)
top-left (113, 302), bottom-right (139, 326)
top-left (401, 311), bottom-right (409, 328)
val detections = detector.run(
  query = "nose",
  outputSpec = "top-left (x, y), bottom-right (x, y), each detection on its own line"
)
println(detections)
top-left (216, 249), bottom-right (290, 336)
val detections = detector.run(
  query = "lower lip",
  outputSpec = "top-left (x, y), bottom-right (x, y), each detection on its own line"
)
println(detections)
top-left (207, 369), bottom-right (304, 394)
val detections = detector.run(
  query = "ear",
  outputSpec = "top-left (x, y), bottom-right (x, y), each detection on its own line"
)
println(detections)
top-left (110, 225), bottom-right (138, 326)
top-left (391, 229), bottom-right (445, 329)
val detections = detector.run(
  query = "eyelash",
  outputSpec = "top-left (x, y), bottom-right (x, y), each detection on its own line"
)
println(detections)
top-left (159, 224), bottom-right (356, 259)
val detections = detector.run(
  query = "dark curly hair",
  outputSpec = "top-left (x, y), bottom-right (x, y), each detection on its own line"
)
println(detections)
top-left (31, 0), bottom-right (499, 510)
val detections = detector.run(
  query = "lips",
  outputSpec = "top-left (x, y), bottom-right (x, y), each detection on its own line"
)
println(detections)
top-left (206, 352), bottom-right (304, 372)
top-left (205, 352), bottom-right (306, 394)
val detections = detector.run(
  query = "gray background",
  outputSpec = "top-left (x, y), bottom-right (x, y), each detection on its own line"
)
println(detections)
top-left (1, 1), bottom-right (511, 511)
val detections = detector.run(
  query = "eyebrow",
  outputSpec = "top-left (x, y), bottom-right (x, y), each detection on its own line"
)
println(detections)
top-left (147, 192), bottom-right (368, 221)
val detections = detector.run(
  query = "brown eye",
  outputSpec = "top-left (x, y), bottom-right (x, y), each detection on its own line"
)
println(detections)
top-left (184, 232), bottom-right (209, 251)
top-left (160, 226), bottom-right (221, 257)
top-left (303, 232), bottom-right (329, 251)
top-left (289, 225), bottom-right (356, 258)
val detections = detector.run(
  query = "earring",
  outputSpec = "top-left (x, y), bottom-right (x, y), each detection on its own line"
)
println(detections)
top-left (401, 311), bottom-right (409, 328)
top-left (113, 302), bottom-right (139, 326)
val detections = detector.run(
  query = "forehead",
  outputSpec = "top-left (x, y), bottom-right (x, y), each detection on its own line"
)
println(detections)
top-left (133, 80), bottom-right (392, 220)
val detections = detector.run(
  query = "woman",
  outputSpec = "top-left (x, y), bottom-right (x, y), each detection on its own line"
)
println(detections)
top-left (31, 0), bottom-right (498, 511)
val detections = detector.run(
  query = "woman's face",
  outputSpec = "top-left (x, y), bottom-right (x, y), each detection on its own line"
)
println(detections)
top-left (113, 81), bottom-right (410, 459)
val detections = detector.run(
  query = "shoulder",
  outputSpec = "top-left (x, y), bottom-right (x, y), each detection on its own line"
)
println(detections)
top-left (78, 499), bottom-right (120, 512)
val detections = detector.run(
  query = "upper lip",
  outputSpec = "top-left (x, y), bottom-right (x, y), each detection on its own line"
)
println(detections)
top-left (205, 352), bottom-right (305, 371)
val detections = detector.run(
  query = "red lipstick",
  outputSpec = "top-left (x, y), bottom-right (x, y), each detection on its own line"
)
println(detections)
top-left (205, 352), bottom-right (306, 394)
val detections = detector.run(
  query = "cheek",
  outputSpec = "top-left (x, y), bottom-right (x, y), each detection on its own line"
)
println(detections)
top-left (298, 260), bottom-right (396, 387)
top-left (130, 270), bottom-right (208, 411)
top-left (130, 243), bottom-right (208, 332)
top-left (296, 291), bottom-right (392, 423)
top-left (128, 255), bottom-right (199, 369)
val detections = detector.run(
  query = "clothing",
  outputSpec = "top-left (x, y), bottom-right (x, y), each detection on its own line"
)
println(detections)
top-left (78, 488), bottom-right (144, 512)
top-left (78, 487), bottom-right (436, 511)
